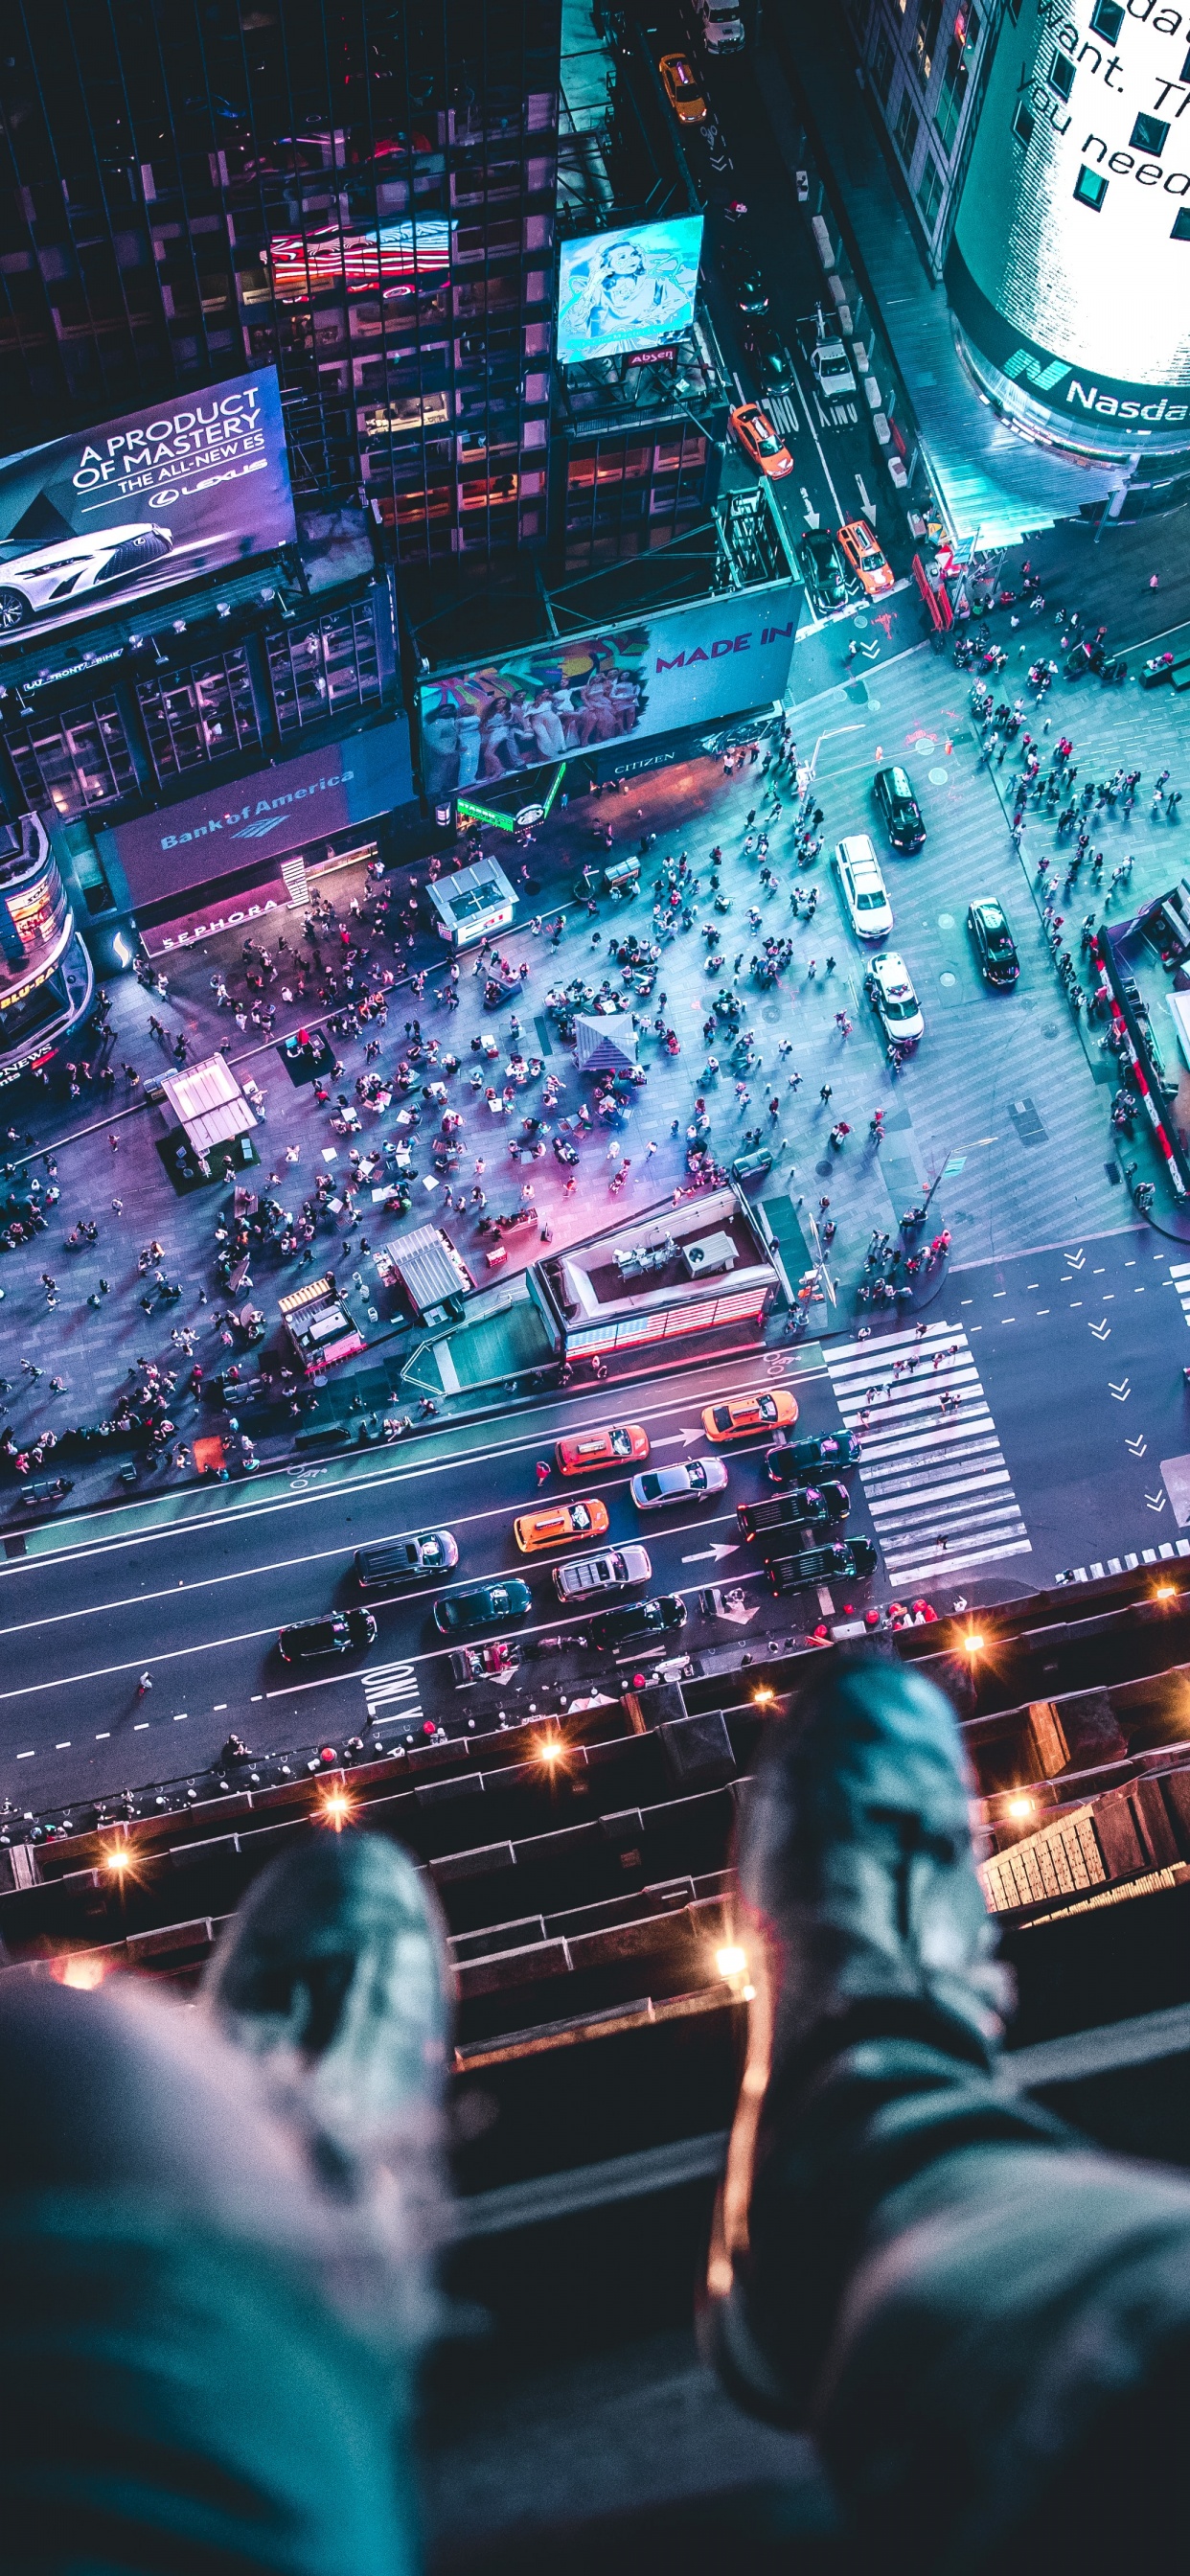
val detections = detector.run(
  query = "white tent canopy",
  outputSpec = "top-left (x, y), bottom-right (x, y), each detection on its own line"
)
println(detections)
top-left (159, 1052), bottom-right (257, 1154)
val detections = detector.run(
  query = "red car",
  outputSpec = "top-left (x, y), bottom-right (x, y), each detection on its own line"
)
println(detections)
top-left (729, 402), bottom-right (793, 479)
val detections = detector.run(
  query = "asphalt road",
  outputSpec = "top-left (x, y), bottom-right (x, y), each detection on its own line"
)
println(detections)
top-left (6, 1224), bottom-right (1190, 1823)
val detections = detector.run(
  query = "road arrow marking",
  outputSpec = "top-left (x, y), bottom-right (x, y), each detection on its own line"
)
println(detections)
top-left (682, 1542), bottom-right (740, 1564)
top-left (1109, 1378), bottom-right (1131, 1399)
top-left (652, 1430), bottom-right (700, 1447)
top-left (800, 489), bottom-right (820, 528)
top-left (856, 472), bottom-right (877, 517)
top-left (1089, 1319), bottom-right (1110, 1340)
top-left (1145, 1491), bottom-right (1168, 1513)
top-left (1065, 1248), bottom-right (1086, 1270)
top-left (1126, 1434), bottom-right (1147, 1456)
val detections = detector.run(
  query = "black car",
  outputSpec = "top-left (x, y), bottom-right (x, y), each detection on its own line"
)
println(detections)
top-left (278, 1608), bottom-right (377, 1664)
top-left (433, 1578), bottom-right (532, 1636)
top-left (355, 1530), bottom-right (459, 1590)
top-left (586, 1593), bottom-right (688, 1650)
top-left (723, 249), bottom-right (768, 314)
top-left (744, 314), bottom-right (794, 392)
top-left (873, 764), bottom-right (927, 853)
top-left (738, 1484), bottom-right (850, 1540)
top-left (967, 896), bottom-right (1019, 987)
top-left (767, 1443), bottom-right (845, 1489)
top-left (784, 1431), bottom-right (862, 1473)
top-left (767, 1538), bottom-right (878, 1593)
top-left (796, 526), bottom-right (848, 616)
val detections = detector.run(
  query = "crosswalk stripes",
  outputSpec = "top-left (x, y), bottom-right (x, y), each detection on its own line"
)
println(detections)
top-left (1168, 1262), bottom-right (1190, 1325)
top-left (1062, 1541), bottom-right (1190, 1581)
top-left (769, 394), bottom-right (798, 440)
top-left (360, 1657), bottom-right (423, 1729)
top-left (825, 1319), bottom-right (1031, 1589)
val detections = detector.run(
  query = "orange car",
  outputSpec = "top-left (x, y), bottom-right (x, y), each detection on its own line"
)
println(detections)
top-left (514, 1497), bottom-right (610, 1553)
top-left (729, 402), bottom-right (793, 479)
top-left (702, 1389), bottom-right (798, 1442)
top-left (659, 51), bottom-right (707, 122)
top-left (836, 518), bottom-right (894, 599)
top-left (555, 1423), bottom-right (650, 1476)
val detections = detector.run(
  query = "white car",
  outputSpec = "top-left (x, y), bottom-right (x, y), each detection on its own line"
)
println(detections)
top-left (811, 341), bottom-right (857, 399)
top-left (0, 523), bottom-right (173, 630)
top-left (866, 951), bottom-right (925, 1046)
top-left (630, 1458), bottom-right (729, 1512)
top-left (834, 835), bottom-right (893, 941)
top-left (554, 1545), bottom-right (652, 1602)
top-left (698, 0), bottom-right (744, 49)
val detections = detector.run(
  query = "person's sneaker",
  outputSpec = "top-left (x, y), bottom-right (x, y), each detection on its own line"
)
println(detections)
top-left (704, 1652), bottom-right (1017, 2421)
top-left (203, 1832), bottom-right (450, 2185)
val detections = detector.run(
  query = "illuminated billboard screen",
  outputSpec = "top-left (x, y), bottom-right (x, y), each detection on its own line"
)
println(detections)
top-left (556, 215), bottom-right (704, 367)
top-left (949, 0), bottom-right (1190, 450)
top-left (267, 219), bottom-right (452, 301)
top-left (0, 368), bottom-right (295, 646)
top-left (416, 587), bottom-right (799, 799)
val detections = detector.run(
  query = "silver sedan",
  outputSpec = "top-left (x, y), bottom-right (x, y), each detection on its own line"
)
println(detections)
top-left (629, 1457), bottom-right (729, 1511)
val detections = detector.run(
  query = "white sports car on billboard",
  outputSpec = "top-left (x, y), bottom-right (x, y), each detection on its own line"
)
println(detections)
top-left (0, 523), bottom-right (173, 630)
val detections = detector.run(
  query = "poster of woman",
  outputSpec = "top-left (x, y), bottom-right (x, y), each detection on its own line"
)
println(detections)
top-left (556, 215), bottom-right (704, 367)
top-left (418, 629), bottom-right (650, 797)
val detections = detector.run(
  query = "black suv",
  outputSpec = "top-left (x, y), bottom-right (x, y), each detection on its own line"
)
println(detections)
top-left (796, 527), bottom-right (848, 615)
top-left (278, 1608), bottom-right (377, 1663)
top-left (767, 1538), bottom-right (878, 1593)
top-left (744, 314), bottom-right (794, 392)
top-left (873, 764), bottom-right (927, 853)
top-left (587, 1594), bottom-right (687, 1649)
top-left (967, 896), bottom-right (1020, 987)
top-left (738, 1484), bottom-right (850, 1540)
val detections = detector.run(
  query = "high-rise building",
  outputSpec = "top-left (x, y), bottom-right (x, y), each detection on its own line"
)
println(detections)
top-left (842, 0), bottom-right (1003, 279)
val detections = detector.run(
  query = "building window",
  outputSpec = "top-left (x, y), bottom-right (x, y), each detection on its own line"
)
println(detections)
top-left (894, 92), bottom-right (921, 165)
top-left (6, 698), bottom-right (138, 819)
top-left (872, 29), bottom-right (895, 103)
top-left (1090, 0), bottom-right (1123, 38)
top-left (935, 5), bottom-right (980, 152)
top-left (917, 157), bottom-right (945, 229)
top-left (913, 0), bottom-right (943, 82)
top-left (1012, 101), bottom-right (1035, 146)
top-left (1073, 164), bottom-right (1109, 210)
top-left (1048, 52), bottom-right (1075, 100)
top-left (1172, 207), bottom-right (1190, 241)
top-left (266, 602), bottom-right (382, 741)
top-left (1131, 113), bottom-right (1170, 155)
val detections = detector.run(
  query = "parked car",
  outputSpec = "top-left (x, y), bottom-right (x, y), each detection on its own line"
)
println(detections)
top-left (834, 834), bottom-right (893, 940)
top-left (810, 339), bottom-right (856, 399)
top-left (782, 1430), bottom-right (862, 1474)
top-left (767, 1537), bottom-right (878, 1592)
top-left (702, 1389), bottom-right (797, 1442)
top-left (630, 1457), bottom-right (729, 1510)
top-left (738, 1484), bottom-right (850, 1538)
top-left (433, 1579), bottom-right (532, 1636)
top-left (729, 402), bottom-right (793, 478)
top-left (873, 764), bottom-right (926, 852)
top-left (450, 1639), bottom-right (521, 1683)
top-left (0, 523), bottom-right (173, 631)
top-left (723, 248), bottom-right (768, 314)
top-left (555, 1422), bottom-right (650, 1475)
top-left (797, 526), bottom-right (849, 614)
top-left (697, 0), bottom-right (744, 51)
top-left (744, 315), bottom-right (795, 392)
top-left (278, 1608), bottom-right (377, 1664)
top-left (968, 895), bottom-right (1020, 987)
top-left (836, 518), bottom-right (894, 600)
top-left (659, 50), bottom-right (707, 120)
top-left (554, 1545), bottom-right (652, 1602)
top-left (587, 1594), bottom-right (688, 1649)
top-left (865, 950), bottom-right (924, 1046)
top-left (514, 1498), bottom-right (610, 1553)
top-left (355, 1530), bottom-right (458, 1589)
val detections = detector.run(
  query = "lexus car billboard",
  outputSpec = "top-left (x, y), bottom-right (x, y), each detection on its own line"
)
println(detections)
top-left (0, 367), bottom-right (296, 643)
top-left (416, 588), bottom-right (799, 798)
top-left (948, 0), bottom-right (1190, 458)
top-left (556, 215), bottom-right (704, 367)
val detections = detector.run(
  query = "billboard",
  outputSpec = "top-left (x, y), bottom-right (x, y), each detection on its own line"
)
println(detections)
top-left (267, 219), bottom-right (452, 301)
top-left (97, 715), bottom-right (415, 911)
top-left (0, 369), bottom-right (295, 646)
top-left (949, 0), bottom-right (1190, 453)
top-left (416, 588), bottom-right (799, 799)
top-left (556, 216), bottom-right (704, 367)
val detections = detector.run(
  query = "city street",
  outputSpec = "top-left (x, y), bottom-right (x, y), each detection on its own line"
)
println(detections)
top-left (6, 1222), bottom-right (1190, 1829)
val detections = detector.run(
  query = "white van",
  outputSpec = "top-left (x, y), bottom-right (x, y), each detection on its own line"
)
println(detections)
top-left (834, 834), bottom-right (893, 940)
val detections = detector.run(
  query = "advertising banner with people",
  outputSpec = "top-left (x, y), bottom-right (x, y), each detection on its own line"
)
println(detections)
top-left (416, 585), bottom-right (800, 799)
top-left (0, 367), bottom-right (295, 645)
top-left (556, 215), bottom-right (704, 366)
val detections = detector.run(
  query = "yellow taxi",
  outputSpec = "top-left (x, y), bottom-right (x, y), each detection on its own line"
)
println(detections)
top-left (836, 518), bottom-right (894, 600)
top-left (729, 402), bottom-right (793, 480)
top-left (555, 1422), bottom-right (650, 1476)
top-left (514, 1497), bottom-right (610, 1553)
top-left (701, 1388), bottom-right (798, 1443)
top-left (659, 52), bottom-right (707, 122)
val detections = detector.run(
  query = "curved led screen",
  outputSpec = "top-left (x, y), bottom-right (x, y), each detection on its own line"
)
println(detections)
top-left (948, 0), bottom-right (1190, 448)
top-left (556, 216), bottom-right (704, 367)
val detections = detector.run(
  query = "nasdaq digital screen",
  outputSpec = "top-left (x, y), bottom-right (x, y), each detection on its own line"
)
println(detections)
top-left (556, 215), bottom-right (704, 366)
top-left (0, 368), bottom-right (296, 645)
top-left (948, 0), bottom-right (1190, 433)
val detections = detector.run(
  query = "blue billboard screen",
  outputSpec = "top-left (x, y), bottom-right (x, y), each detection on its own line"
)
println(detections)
top-left (556, 215), bottom-right (704, 367)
